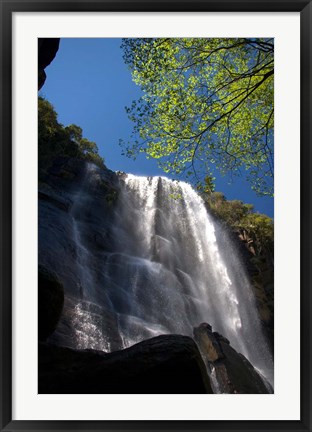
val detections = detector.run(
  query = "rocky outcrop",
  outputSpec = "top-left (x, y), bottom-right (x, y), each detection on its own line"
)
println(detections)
top-left (38, 265), bottom-right (64, 341)
top-left (39, 335), bottom-right (212, 394)
top-left (194, 323), bottom-right (272, 394)
top-left (38, 38), bottom-right (60, 90)
top-left (249, 254), bottom-right (274, 344)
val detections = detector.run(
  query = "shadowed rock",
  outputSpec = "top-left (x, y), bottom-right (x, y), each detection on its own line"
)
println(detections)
top-left (39, 335), bottom-right (213, 394)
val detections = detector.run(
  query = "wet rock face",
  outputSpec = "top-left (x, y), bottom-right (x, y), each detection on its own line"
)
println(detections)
top-left (47, 296), bottom-right (123, 352)
top-left (235, 229), bottom-right (274, 351)
top-left (194, 323), bottom-right (272, 394)
top-left (250, 255), bottom-right (274, 349)
top-left (39, 157), bottom-right (121, 348)
top-left (38, 38), bottom-right (60, 90)
top-left (39, 335), bottom-right (213, 394)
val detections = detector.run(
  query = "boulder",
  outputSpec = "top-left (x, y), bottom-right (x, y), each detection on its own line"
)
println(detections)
top-left (194, 323), bottom-right (271, 394)
top-left (38, 335), bottom-right (213, 394)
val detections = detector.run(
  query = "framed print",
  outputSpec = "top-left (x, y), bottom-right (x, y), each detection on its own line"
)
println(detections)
top-left (1, 1), bottom-right (311, 431)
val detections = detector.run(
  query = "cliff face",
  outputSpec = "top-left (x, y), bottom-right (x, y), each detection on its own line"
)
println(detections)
top-left (39, 157), bottom-right (122, 349)
top-left (229, 227), bottom-right (274, 351)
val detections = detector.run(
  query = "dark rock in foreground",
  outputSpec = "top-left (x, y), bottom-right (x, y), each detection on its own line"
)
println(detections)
top-left (194, 323), bottom-right (272, 394)
top-left (39, 335), bottom-right (213, 394)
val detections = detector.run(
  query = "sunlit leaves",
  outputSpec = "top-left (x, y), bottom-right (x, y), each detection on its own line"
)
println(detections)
top-left (121, 38), bottom-right (274, 196)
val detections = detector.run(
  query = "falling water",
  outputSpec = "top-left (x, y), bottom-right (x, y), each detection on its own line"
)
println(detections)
top-left (69, 164), bottom-right (112, 351)
top-left (68, 170), bottom-right (273, 386)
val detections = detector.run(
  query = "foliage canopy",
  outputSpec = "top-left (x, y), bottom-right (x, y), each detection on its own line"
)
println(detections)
top-left (121, 38), bottom-right (274, 196)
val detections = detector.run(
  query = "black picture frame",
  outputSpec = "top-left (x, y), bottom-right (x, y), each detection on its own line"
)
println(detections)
top-left (1, 1), bottom-right (311, 431)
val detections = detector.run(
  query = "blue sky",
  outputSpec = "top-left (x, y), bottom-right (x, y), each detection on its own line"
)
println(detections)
top-left (40, 38), bottom-right (274, 217)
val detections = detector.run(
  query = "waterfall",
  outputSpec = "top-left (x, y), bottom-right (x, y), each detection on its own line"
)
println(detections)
top-left (67, 169), bottom-right (273, 387)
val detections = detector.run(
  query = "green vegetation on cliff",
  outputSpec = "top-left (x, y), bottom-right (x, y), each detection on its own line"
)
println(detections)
top-left (203, 190), bottom-right (273, 258)
top-left (38, 96), bottom-right (104, 175)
